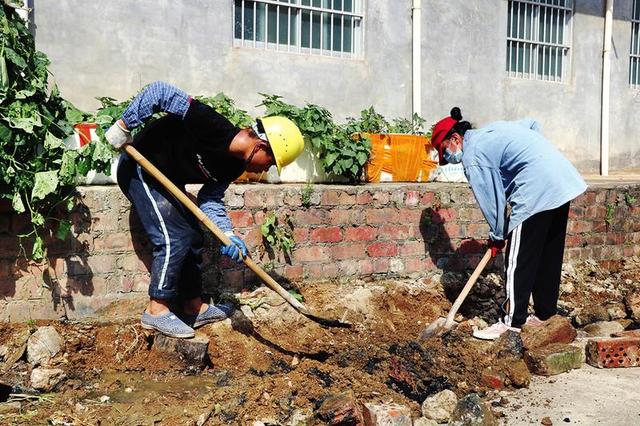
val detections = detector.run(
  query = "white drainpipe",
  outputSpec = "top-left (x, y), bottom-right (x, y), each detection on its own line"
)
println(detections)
top-left (601, 0), bottom-right (614, 176)
top-left (412, 0), bottom-right (422, 117)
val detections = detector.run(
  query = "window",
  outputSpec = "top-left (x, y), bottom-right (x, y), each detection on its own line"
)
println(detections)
top-left (233, 0), bottom-right (364, 59)
top-left (631, 0), bottom-right (640, 87)
top-left (506, 0), bottom-right (573, 81)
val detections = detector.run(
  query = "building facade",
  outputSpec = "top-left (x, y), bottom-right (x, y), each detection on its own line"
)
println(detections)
top-left (32, 0), bottom-right (640, 172)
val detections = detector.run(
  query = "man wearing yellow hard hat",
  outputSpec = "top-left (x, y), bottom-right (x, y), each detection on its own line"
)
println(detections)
top-left (105, 81), bottom-right (304, 338)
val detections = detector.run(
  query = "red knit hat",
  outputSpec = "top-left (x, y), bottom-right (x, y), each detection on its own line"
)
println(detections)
top-left (431, 107), bottom-right (462, 165)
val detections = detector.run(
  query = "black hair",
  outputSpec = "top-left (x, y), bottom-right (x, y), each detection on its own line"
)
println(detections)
top-left (445, 107), bottom-right (472, 139)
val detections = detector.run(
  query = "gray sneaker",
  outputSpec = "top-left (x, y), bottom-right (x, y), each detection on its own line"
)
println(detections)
top-left (184, 303), bottom-right (235, 328)
top-left (141, 311), bottom-right (195, 338)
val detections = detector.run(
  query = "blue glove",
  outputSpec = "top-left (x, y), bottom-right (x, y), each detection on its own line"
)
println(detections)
top-left (221, 235), bottom-right (248, 263)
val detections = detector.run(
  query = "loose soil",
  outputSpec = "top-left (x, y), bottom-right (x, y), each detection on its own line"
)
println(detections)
top-left (1, 257), bottom-right (639, 425)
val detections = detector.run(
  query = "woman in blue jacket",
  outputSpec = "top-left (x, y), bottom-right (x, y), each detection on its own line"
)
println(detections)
top-left (431, 108), bottom-right (587, 340)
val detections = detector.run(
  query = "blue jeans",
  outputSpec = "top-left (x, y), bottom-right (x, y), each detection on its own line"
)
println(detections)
top-left (117, 153), bottom-right (203, 301)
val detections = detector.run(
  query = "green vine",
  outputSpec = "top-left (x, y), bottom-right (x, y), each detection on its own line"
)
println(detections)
top-left (260, 211), bottom-right (294, 256)
top-left (301, 182), bottom-right (314, 208)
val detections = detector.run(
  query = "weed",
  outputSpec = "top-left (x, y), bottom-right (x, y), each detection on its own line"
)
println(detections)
top-left (624, 192), bottom-right (637, 207)
top-left (301, 183), bottom-right (314, 208)
top-left (288, 289), bottom-right (305, 303)
top-left (261, 212), bottom-right (295, 256)
top-left (605, 203), bottom-right (615, 226)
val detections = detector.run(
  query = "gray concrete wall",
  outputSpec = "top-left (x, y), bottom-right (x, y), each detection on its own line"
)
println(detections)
top-left (32, 0), bottom-right (411, 121)
top-left (31, 0), bottom-right (640, 172)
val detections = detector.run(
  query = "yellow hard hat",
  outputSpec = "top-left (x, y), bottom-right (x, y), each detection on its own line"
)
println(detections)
top-left (257, 116), bottom-right (305, 174)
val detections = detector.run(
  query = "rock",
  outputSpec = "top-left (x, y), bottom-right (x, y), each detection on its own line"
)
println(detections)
top-left (521, 315), bottom-right (577, 350)
top-left (524, 343), bottom-right (584, 376)
top-left (574, 305), bottom-right (610, 326)
top-left (612, 329), bottom-right (640, 338)
top-left (504, 359), bottom-right (531, 388)
top-left (624, 290), bottom-right (640, 321)
top-left (0, 345), bottom-right (8, 361)
top-left (583, 321), bottom-right (625, 337)
top-left (30, 367), bottom-right (65, 391)
top-left (541, 416), bottom-right (553, 425)
top-left (362, 403), bottom-right (411, 425)
top-left (420, 389), bottom-right (457, 422)
top-left (449, 393), bottom-right (498, 426)
top-left (0, 402), bottom-right (21, 415)
top-left (606, 303), bottom-right (628, 320)
top-left (491, 330), bottom-right (524, 358)
top-left (286, 409), bottom-right (311, 426)
top-left (1, 327), bottom-right (31, 371)
top-left (316, 391), bottom-right (364, 426)
top-left (585, 336), bottom-right (640, 368)
top-left (27, 326), bottom-right (63, 367)
top-left (152, 332), bottom-right (210, 366)
top-left (413, 418), bottom-right (439, 426)
top-left (481, 368), bottom-right (505, 390)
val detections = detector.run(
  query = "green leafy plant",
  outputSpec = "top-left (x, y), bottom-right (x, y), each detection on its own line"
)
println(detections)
top-left (605, 203), bottom-right (615, 226)
top-left (301, 182), bottom-right (314, 208)
top-left (624, 192), bottom-right (637, 207)
top-left (258, 94), bottom-right (371, 182)
top-left (260, 211), bottom-right (295, 256)
top-left (388, 113), bottom-right (427, 135)
top-left (288, 289), bottom-right (305, 303)
top-left (0, 4), bottom-right (112, 260)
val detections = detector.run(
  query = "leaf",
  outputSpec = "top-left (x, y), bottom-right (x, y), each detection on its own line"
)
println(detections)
top-left (44, 131), bottom-right (64, 150)
top-left (31, 235), bottom-right (45, 261)
top-left (31, 170), bottom-right (59, 201)
top-left (56, 219), bottom-right (72, 241)
top-left (31, 211), bottom-right (45, 226)
top-left (12, 192), bottom-right (25, 213)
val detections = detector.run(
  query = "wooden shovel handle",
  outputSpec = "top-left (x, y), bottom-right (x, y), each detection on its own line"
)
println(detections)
top-left (444, 249), bottom-right (493, 328)
top-left (123, 144), bottom-right (308, 313)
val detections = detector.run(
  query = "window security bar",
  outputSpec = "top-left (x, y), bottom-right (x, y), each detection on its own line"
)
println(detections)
top-left (506, 0), bottom-right (573, 82)
top-left (630, 0), bottom-right (640, 87)
top-left (234, 0), bottom-right (364, 59)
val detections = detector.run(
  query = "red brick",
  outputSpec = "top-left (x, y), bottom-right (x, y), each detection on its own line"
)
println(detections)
top-left (431, 208), bottom-right (457, 223)
top-left (293, 246), bottom-right (329, 262)
top-left (322, 263), bottom-right (340, 278)
top-left (228, 210), bottom-right (254, 227)
top-left (404, 257), bottom-right (425, 273)
top-left (293, 228), bottom-right (309, 243)
top-left (304, 263), bottom-right (323, 278)
top-left (365, 208), bottom-right (398, 224)
top-left (586, 337), bottom-right (640, 368)
top-left (569, 206), bottom-right (584, 219)
top-left (372, 258), bottom-right (390, 273)
top-left (310, 227), bottom-right (342, 243)
top-left (399, 241), bottom-right (425, 256)
top-left (345, 226), bottom-right (377, 241)
top-left (244, 191), bottom-right (279, 208)
top-left (356, 191), bottom-right (373, 205)
top-left (398, 208), bottom-right (421, 223)
top-left (327, 210), bottom-right (351, 225)
top-left (404, 191), bottom-right (420, 206)
top-left (93, 232), bottom-right (134, 251)
top-left (294, 210), bottom-right (325, 226)
top-left (242, 228), bottom-right (263, 249)
top-left (564, 235), bottom-right (583, 247)
top-left (568, 220), bottom-right (591, 234)
top-left (457, 239), bottom-right (484, 254)
top-left (283, 265), bottom-right (303, 280)
top-left (331, 243), bottom-right (367, 260)
top-left (367, 242), bottom-right (398, 257)
top-left (91, 212), bottom-right (119, 232)
top-left (372, 192), bottom-right (390, 205)
top-left (358, 259), bottom-right (374, 275)
top-left (378, 225), bottom-right (411, 240)
top-left (421, 192), bottom-right (435, 205)
top-left (321, 190), bottom-right (356, 206)
top-left (443, 223), bottom-right (462, 238)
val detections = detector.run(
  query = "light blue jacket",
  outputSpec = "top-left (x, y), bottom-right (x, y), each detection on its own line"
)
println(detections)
top-left (462, 119), bottom-right (587, 241)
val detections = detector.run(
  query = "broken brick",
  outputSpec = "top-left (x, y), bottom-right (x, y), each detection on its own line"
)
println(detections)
top-left (316, 391), bottom-right (364, 426)
top-left (363, 403), bottom-right (412, 426)
top-left (481, 368), bottom-right (505, 390)
top-left (612, 329), bottom-right (640, 338)
top-left (624, 290), bottom-right (640, 322)
top-left (585, 336), bottom-right (640, 368)
top-left (524, 343), bottom-right (584, 376)
top-left (521, 315), bottom-right (577, 350)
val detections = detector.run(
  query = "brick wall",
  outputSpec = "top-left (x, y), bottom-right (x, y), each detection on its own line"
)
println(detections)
top-left (1, 182), bottom-right (639, 321)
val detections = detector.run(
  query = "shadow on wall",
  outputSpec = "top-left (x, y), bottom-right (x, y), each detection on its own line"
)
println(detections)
top-left (1, 194), bottom-right (95, 315)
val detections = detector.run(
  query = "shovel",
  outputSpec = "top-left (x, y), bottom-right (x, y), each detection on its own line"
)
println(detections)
top-left (123, 144), bottom-right (351, 328)
top-left (420, 248), bottom-right (493, 339)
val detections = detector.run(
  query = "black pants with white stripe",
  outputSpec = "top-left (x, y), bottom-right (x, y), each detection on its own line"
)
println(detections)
top-left (503, 202), bottom-right (570, 328)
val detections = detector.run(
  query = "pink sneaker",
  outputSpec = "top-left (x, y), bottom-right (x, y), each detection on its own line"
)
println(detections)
top-left (472, 320), bottom-right (521, 340)
top-left (525, 314), bottom-right (544, 327)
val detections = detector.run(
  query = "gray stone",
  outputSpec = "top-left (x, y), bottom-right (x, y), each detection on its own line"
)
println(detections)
top-left (152, 332), bottom-right (210, 366)
top-left (30, 367), bottom-right (66, 391)
top-left (362, 403), bottom-right (411, 425)
top-left (449, 394), bottom-right (498, 426)
top-left (421, 389), bottom-right (457, 423)
top-left (286, 409), bottom-right (311, 426)
top-left (491, 330), bottom-right (524, 358)
top-left (606, 303), bottom-right (628, 321)
top-left (583, 321), bottom-right (625, 337)
top-left (27, 326), bottom-right (63, 367)
top-left (574, 305), bottom-right (610, 326)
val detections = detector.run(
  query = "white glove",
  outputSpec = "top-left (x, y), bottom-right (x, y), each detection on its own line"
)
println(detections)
top-left (105, 120), bottom-right (132, 149)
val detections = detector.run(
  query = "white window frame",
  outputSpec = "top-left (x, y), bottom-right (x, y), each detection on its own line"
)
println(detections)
top-left (506, 0), bottom-right (573, 82)
top-left (630, 0), bottom-right (640, 87)
top-left (233, 0), bottom-right (365, 59)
